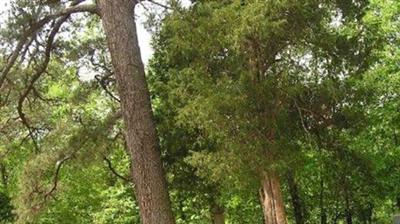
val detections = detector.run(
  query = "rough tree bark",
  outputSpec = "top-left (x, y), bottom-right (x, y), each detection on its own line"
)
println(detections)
top-left (97, 1), bottom-right (175, 223)
top-left (259, 171), bottom-right (287, 224)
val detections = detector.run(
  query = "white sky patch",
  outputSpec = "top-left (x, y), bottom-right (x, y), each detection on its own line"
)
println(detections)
top-left (181, 0), bottom-right (192, 8)
top-left (136, 0), bottom-right (191, 65)
top-left (0, 1), bottom-right (9, 25)
top-left (136, 4), bottom-right (154, 66)
top-left (138, 35), bottom-right (153, 65)
top-left (77, 64), bottom-right (95, 82)
top-left (330, 10), bottom-right (343, 28)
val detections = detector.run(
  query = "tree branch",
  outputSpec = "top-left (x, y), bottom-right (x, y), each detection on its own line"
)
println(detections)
top-left (138, 0), bottom-right (172, 10)
top-left (0, 2), bottom-right (98, 89)
top-left (44, 155), bottom-right (72, 201)
top-left (103, 156), bottom-right (132, 183)
top-left (17, 14), bottom-right (70, 153)
top-left (94, 74), bottom-right (121, 102)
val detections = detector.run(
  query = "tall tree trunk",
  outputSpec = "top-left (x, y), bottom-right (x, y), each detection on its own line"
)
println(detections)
top-left (332, 212), bottom-right (340, 224)
top-left (0, 163), bottom-right (7, 188)
top-left (345, 194), bottom-right (352, 224)
top-left (210, 203), bottom-right (225, 224)
top-left (364, 203), bottom-right (373, 224)
top-left (345, 210), bottom-right (352, 224)
top-left (259, 171), bottom-right (287, 224)
top-left (344, 202), bottom-right (353, 224)
top-left (287, 170), bottom-right (304, 224)
top-left (97, 1), bottom-right (175, 224)
top-left (319, 174), bottom-right (327, 224)
top-left (344, 175), bottom-right (352, 224)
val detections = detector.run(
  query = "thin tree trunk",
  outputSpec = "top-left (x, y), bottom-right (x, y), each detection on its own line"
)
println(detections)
top-left (365, 204), bottom-right (373, 224)
top-left (345, 192), bottom-right (352, 224)
top-left (97, 1), bottom-right (175, 223)
top-left (259, 171), bottom-right (287, 224)
top-left (319, 173), bottom-right (327, 224)
top-left (344, 183), bottom-right (353, 224)
top-left (211, 203), bottom-right (225, 224)
top-left (345, 211), bottom-right (352, 224)
top-left (287, 170), bottom-right (304, 224)
top-left (344, 174), bottom-right (352, 224)
top-left (0, 163), bottom-right (7, 188)
top-left (332, 212), bottom-right (340, 224)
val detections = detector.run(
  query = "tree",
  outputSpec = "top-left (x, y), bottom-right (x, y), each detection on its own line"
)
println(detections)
top-left (97, 1), bottom-right (175, 223)
top-left (0, 0), bottom-right (176, 223)
top-left (146, 0), bottom-right (378, 223)
top-left (1, 0), bottom-right (400, 223)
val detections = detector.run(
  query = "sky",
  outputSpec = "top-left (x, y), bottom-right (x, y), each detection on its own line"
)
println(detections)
top-left (136, 3), bottom-right (157, 65)
top-left (136, 0), bottom-right (191, 64)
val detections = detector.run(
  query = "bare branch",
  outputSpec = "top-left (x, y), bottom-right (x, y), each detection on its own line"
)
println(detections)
top-left (139, 0), bottom-right (172, 10)
top-left (95, 74), bottom-right (121, 102)
top-left (294, 99), bottom-right (317, 148)
top-left (139, 1), bottom-right (151, 12)
top-left (44, 155), bottom-right (72, 201)
top-left (89, 53), bottom-right (113, 76)
top-left (148, 0), bottom-right (173, 9)
top-left (104, 110), bottom-right (123, 129)
top-left (103, 156), bottom-right (132, 183)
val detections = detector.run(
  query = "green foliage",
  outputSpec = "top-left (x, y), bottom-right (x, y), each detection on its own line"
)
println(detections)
top-left (148, 0), bottom-right (400, 223)
top-left (0, 192), bottom-right (14, 223)
top-left (0, 0), bottom-right (399, 223)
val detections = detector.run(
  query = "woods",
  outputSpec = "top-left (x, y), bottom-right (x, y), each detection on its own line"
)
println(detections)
top-left (0, 0), bottom-right (399, 223)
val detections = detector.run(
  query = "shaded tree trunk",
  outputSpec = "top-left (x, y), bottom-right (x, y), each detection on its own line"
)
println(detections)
top-left (345, 211), bottom-right (353, 224)
top-left (361, 203), bottom-right (373, 224)
top-left (0, 163), bottom-right (7, 188)
top-left (345, 195), bottom-right (352, 224)
top-left (97, 1), bottom-right (175, 223)
top-left (287, 170), bottom-right (305, 224)
top-left (211, 203), bottom-right (225, 224)
top-left (319, 175), bottom-right (327, 224)
top-left (344, 176), bottom-right (352, 224)
top-left (259, 171), bottom-right (287, 224)
top-left (332, 212), bottom-right (340, 224)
